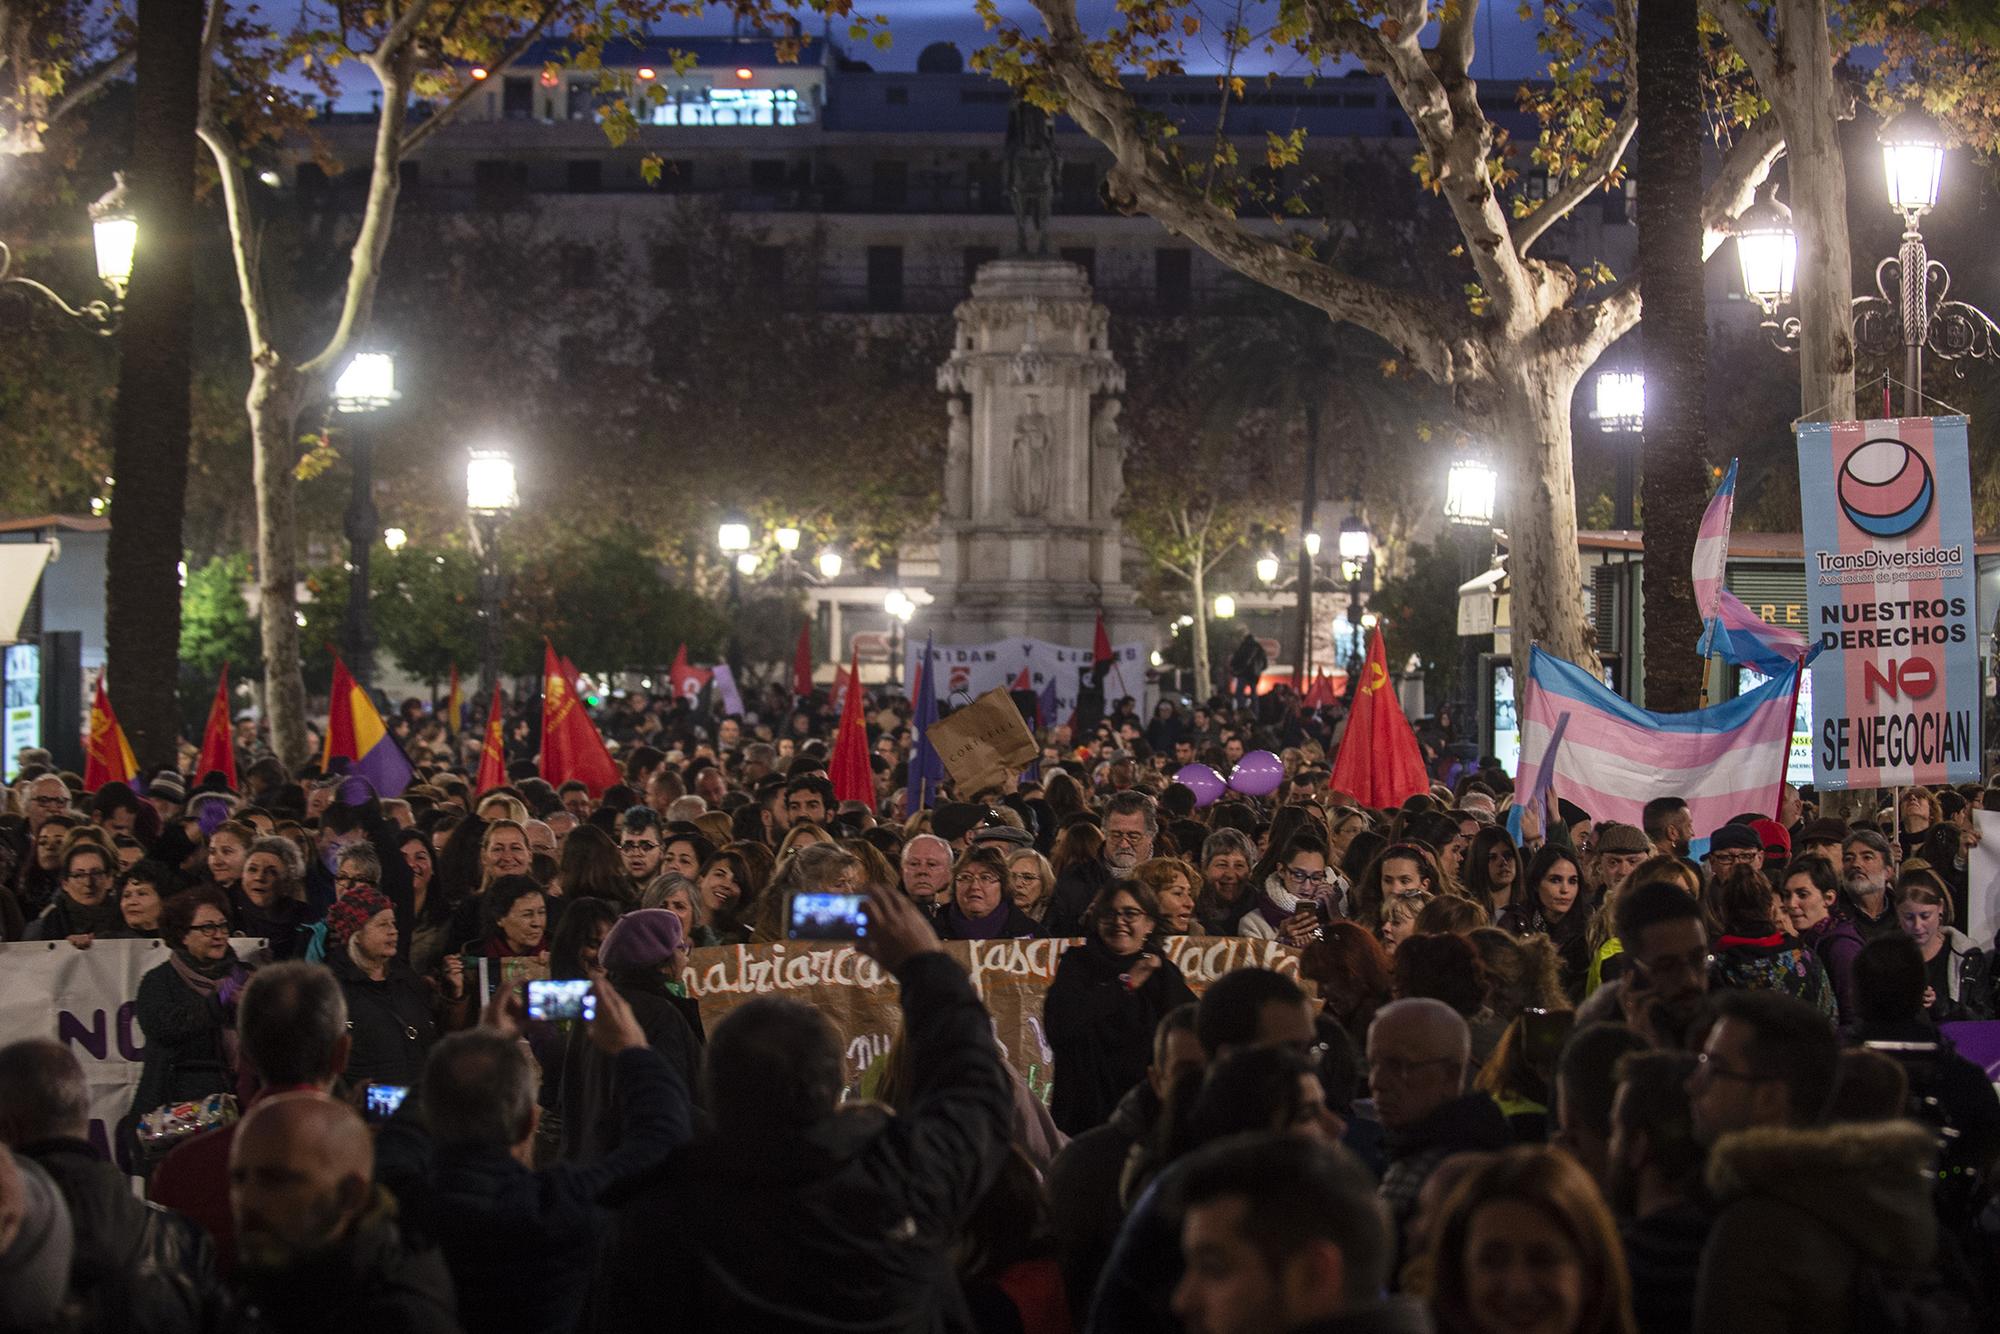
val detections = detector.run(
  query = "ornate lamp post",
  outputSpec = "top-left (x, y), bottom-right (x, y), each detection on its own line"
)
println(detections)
top-left (717, 512), bottom-right (752, 677)
top-left (333, 351), bottom-right (398, 687)
top-left (0, 175), bottom-right (136, 333)
top-left (466, 449), bottom-right (519, 697)
top-left (1592, 370), bottom-right (1645, 529)
top-left (1740, 109), bottom-right (1998, 416)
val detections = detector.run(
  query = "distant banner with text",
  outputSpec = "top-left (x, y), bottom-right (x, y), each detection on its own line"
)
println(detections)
top-left (906, 636), bottom-right (1148, 722)
top-left (1798, 415), bottom-right (1980, 789)
top-left (683, 936), bottom-right (1301, 1103)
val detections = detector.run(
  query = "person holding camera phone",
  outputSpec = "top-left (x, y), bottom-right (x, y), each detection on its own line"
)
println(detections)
top-left (594, 875), bottom-right (1014, 1333)
top-left (374, 970), bottom-right (688, 1334)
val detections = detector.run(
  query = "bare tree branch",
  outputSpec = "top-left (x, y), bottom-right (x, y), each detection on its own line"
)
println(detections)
top-left (374, 0), bottom-right (443, 65)
top-left (1434, 0), bottom-right (1479, 81)
top-left (1700, 114), bottom-right (1785, 260)
top-left (196, 117), bottom-right (270, 355)
top-left (1701, 0), bottom-right (1781, 97)
top-left (1513, 106), bottom-right (1637, 257)
top-left (42, 47), bottom-right (133, 130)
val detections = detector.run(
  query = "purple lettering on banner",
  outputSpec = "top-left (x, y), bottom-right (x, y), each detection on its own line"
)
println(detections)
top-left (1940, 1021), bottom-right (2000, 1081)
top-left (59, 1009), bottom-right (108, 1060)
top-left (117, 1001), bottom-right (145, 1061)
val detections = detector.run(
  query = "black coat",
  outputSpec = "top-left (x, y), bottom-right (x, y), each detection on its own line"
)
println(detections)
top-left (593, 952), bottom-right (1013, 1334)
top-left (227, 888), bottom-right (314, 960)
top-left (1044, 859), bottom-right (1113, 939)
top-left (327, 948), bottom-right (441, 1089)
top-left (130, 958), bottom-right (235, 1122)
top-left (220, 1194), bottom-right (461, 1334)
top-left (20, 1136), bottom-right (219, 1334)
top-left (558, 972), bottom-right (704, 1164)
top-left (1043, 937), bottom-right (1196, 1137)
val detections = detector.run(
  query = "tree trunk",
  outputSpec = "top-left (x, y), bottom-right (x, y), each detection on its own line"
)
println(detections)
top-left (1190, 537), bottom-right (1213, 702)
top-left (101, 0), bottom-right (202, 771)
top-left (249, 361), bottom-right (311, 767)
top-left (1492, 354), bottom-right (1599, 672)
top-left (1773, 0), bottom-right (1856, 423)
top-left (1636, 0), bottom-right (1710, 710)
top-left (1296, 403), bottom-right (1321, 690)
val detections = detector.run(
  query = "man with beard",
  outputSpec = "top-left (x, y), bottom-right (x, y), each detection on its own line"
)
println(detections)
top-left (1838, 830), bottom-right (1902, 942)
top-left (1577, 881), bottom-right (1712, 1046)
top-left (226, 1095), bottom-right (458, 1332)
top-left (1606, 1051), bottom-right (1708, 1334)
top-left (1044, 791), bottom-right (1157, 937)
top-left (1641, 796), bottom-right (1693, 860)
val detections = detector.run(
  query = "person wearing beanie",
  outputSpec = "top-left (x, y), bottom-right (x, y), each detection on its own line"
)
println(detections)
top-left (560, 908), bottom-right (703, 1164)
top-left (146, 771), bottom-right (188, 825)
top-left (327, 885), bottom-right (456, 1089)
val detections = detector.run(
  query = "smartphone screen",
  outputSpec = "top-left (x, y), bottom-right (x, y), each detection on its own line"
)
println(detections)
top-left (1520, 1007), bottom-right (1575, 1069)
top-left (526, 978), bottom-right (597, 1023)
top-left (788, 892), bottom-right (868, 941)
top-left (364, 1084), bottom-right (410, 1122)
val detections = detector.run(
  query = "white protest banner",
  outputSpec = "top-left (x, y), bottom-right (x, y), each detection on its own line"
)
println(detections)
top-left (906, 635), bottom-right (1149, 722)
top-left (0, 938), bottom-right (259, 1172)
top-left (1969, 810), bottom-right (2000, 956)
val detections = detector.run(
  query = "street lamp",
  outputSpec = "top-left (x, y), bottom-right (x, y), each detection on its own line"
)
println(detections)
top-left (383, 527), bottom-right (408, 552)
top-left (816, 550), bottom-right (844, 580)
top-left (1444, 457), bottom-right (1499, 744)
top-left (0, 175), bottom-right (135, 334)
top-left (334, 350), bottom-right (399, 687)
top-left (885, 590), bottom-right (915, 686)
top-left (1593, 370), bottom-right (1644, 528)
top-left (717, 511), bottom-right (751, 677)
top-left (774, 525), bottom-right (801, 554)
top-left (466, 448), bottom-right (519, 698)
top-left (1738, 118), bottom-right (1999, 420)
top-left (1212, 593), bottom-right (1236, 620)
top-left (1255, 553), bottom-right (1280, 585)
top-left (1304, 531), bottom-right (1321, 558)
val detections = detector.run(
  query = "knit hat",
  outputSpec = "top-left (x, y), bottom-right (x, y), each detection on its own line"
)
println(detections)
top-left (148, 771), bottom-right (188, 805)
top-left (1593, 822), bottom-right (1651, 856)
top-left (326, 886), bottom-right (394, 949)
top-left (0, 1151), bottom-right (74, 1329)
top-left (1749, 817), bottom-right (1792, 859)
top-left (599, 908), bottom-right (685, 974)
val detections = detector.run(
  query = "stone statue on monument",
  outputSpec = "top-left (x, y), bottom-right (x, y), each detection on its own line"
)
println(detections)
top-left (1010, 396), bottom-right (1053, 518)
top-left (943, 397), bottom-right (972, 519)
top-left (1004, 97), bottom-right (1058, 256)
top-left (1091, 397), bottom-right (1125, 521)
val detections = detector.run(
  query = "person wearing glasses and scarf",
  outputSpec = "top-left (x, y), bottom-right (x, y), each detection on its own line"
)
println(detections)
top-left (24, 838), bottom-right (125, 943)
top-left (1042, 879), bottom-right (1196, 1136)
top-left (129, 887), bottom-right (249, 1142)
top-left (1238, 833), bottom-right (1339, 945)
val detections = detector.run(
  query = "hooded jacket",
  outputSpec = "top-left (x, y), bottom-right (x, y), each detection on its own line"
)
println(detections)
top-left (1926, 926), bottom-right (1991, 1021)
top-left (1693, 1119), bottom-right (1939, 1334)
top-left (1795, 913), bottom-right (1865, 1022)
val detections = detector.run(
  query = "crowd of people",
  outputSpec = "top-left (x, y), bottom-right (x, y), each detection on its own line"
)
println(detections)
top-left (0, 679), bottom-right (1996, 1334)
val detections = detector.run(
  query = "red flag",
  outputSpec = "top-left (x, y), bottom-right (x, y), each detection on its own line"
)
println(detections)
top-left (1011, 664), bottom-right (1032, 692)
top-left (1092, 612), bottom-right (1113, 670)
top-left (667, 643), bottom-right (712, 702)
top-left (828, 651), bottom-right (871, 804)
top-left (541, 642), bottom-right (621, 795)
top-left (475, 684), bottom-right (508, 795)
top-left (82, 675), bottom-right (137, 792)
top-left (197, 664), bottom-right (238, 789)
top-left (831, 660), bottom-right (851, 714)
top-left (792, 623), bottom-right (815, 697)
top-left (1328, 629), bottom-right (1429, 808)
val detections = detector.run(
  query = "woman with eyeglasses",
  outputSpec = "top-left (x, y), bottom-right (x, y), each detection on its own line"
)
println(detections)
top-left (24, 836), bottom-right (125, 943)
top-left (1239, 834), bottom-right (1337, 945)
top-left (129, 886), bottom-right (248, 1166)
top-left (1042, 878), bottom-right (1196, 1135)
top-left (935, 844), bottom-right (1042, 940)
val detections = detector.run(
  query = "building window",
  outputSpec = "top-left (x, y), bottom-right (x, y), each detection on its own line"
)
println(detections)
top-left (1155, 247), bottom-right (1191, 312)
top-left (472, 159), bottom-right (527, 203)
top-left (1060, 247), bottom-right (1096, 285)
top-left (503, 76), bottom-right (534, 120)
top-left (657, 159), bottom-right (695, 193)
top-left (867, 246), bottom-right (904, 312)
top-left (560, 244), bottom-right (597, 287)
top-left (750, 159), bottom-right (787, 191)
top-left (566, 159), bottom-right (602, 193)
top-left (871, 159), bottom-right (908, 209)
top-left (963, 245), bottom-right (999, 288)
top-left (749, 245), bottom-right (786, 291)
top-left (1060, 162), bottom-right (1100, 212)
top-left (1602, 179), bottom-right (1636, 225)
top-left (651, 243), bottom-right (689, 288)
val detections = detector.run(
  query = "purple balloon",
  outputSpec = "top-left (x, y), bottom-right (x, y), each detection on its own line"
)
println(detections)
top-left (1228, 749), bottom-right (1285, 797)
top-left (1173, 763), bottom-right (1227, 809)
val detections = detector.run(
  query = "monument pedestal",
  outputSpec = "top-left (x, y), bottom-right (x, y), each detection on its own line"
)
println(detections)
top-left (929, 258), bottom-right (1154, 655)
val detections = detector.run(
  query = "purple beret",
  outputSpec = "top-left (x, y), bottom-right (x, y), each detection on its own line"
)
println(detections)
top-left (598, 908), bottom-right (685, 973)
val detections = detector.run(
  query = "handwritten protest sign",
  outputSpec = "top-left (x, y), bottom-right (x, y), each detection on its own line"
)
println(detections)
top-left (924, 686), bottom-right (1039, 796)
top-left (683, 935), bottom-right (1303, 1101)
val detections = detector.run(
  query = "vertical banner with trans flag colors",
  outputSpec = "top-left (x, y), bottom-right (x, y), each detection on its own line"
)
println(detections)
top-left (1797, 416), bottom-right (1980, 790)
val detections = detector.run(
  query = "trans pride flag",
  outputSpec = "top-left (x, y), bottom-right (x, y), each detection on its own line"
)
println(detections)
top-left (1694, 459), bottom-right (1811, 675)
top-left (322, 656), bottom-right (413, 797)
top-left (1514, 647), bottom-right (1799, 835)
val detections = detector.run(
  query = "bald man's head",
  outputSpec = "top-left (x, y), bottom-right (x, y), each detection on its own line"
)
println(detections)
top-left (1366, 998), bottom-right (1472, 1132)
top-left (230, 1094), bottom-right (373, 1269)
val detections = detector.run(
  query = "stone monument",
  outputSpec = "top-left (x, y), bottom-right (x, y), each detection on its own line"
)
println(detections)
top-left (929, 257), bottom-right (1155, 654)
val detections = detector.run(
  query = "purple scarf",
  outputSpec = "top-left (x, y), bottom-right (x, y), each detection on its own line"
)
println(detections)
top-left (947, 900), bottom-right (1016, 940)
top-left (170, 948), bottom-right (245, 1074)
